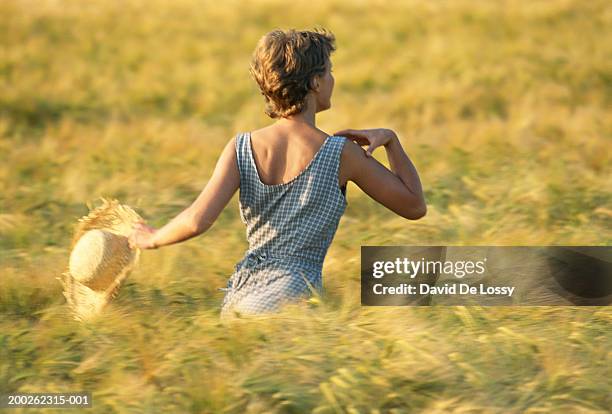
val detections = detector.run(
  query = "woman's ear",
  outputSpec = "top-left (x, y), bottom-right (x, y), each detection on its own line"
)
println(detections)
top-left (310, 76), bottom-right (320, 92)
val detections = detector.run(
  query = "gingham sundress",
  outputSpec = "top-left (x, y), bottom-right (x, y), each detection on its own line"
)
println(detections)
top-left (219, 131), bottom-right (348, 319)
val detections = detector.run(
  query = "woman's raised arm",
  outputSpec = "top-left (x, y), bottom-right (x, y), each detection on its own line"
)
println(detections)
top-left (335, 128), bottom-right (426, 220)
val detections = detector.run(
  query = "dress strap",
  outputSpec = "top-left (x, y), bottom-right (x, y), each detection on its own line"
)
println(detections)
top-left (316, 135), bottom-right (348, 201)
top-left (235, 132), bottom-right (249, 179)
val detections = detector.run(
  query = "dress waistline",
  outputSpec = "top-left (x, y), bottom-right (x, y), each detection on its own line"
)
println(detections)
top-left (218, 251), bottom-right (322, 292)
top-left (236, 250), bottom-right (321, 271)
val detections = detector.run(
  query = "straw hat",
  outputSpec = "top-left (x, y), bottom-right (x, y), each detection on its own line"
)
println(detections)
top-left (58, 197), bottom-right (144, 321)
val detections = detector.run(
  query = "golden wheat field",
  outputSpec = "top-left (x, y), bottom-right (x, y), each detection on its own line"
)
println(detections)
top-left (1, 0), bottom-right (611, 412)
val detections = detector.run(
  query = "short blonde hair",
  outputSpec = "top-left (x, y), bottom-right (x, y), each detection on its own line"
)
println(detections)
top-left (250, 28), bottom-right (336, 118)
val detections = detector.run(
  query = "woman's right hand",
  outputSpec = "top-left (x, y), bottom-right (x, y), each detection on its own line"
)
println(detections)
top-left (128, 222), bottom-right (159, 250)
top-left (333, 128), bottom-right (397, 157)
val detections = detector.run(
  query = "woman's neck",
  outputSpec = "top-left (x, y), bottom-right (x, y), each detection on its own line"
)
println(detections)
top-left (276, 103), bottom-right (317, 128)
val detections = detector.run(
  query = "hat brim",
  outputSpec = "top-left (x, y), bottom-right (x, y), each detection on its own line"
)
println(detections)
top-left (61, 198), bottom-right (144, 321)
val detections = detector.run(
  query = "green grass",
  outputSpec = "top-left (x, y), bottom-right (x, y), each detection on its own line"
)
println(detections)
top-left (1, 0), bottom-right (611, 412)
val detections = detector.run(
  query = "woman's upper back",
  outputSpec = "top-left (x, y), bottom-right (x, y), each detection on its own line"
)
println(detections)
top-left (235, 128), bottom-right (348, 267)
top-left (248, 125), bottom-right (347, 186)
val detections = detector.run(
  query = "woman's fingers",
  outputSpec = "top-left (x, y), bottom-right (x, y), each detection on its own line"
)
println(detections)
top-left (133, 222), bottom-right (154, 234)
top-left (334, 129), bottom-right (370, 146)
top-left (334, 128), bottom-right (362, 137)
top-left (335, 128), bottom-right (383, 156)
top-left (365, 142), bottom-right (381, 157)
top-left (350, 137), bottom-right (370, 146)
top-left (128, 223), bottom-right (152, 249)
top-left (335, 129), bottom-right (369, 140)
top-left (127, 232), bottom-right (137, 249)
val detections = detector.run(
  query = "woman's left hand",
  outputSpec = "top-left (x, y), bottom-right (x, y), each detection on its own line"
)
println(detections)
top-left (128, 222), bottom-right (159, 250)
top-left (333, 128), bottom-right (397, 157)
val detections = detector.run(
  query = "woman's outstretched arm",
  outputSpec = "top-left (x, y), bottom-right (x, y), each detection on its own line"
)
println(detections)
top-left (129, 137), bottom-right (239, 249)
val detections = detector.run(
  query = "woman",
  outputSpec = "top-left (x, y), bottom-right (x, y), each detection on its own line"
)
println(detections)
top-left (128, 28), bottom-right (426, 319)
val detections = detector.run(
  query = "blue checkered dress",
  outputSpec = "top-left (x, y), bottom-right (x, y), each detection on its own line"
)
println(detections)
top-left (219, 132), bottom-right (348, 319)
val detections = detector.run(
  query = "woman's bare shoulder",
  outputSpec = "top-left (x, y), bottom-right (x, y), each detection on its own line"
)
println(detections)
top-left (338, 138), bottom-right (367, 186)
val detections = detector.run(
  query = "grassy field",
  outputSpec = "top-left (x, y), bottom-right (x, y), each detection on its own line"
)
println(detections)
top-left (1, 0), bottom-right (611, 412)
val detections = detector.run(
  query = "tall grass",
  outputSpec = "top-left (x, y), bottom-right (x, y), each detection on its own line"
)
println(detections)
top-left (1, 0), bottom-right (610, 412)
